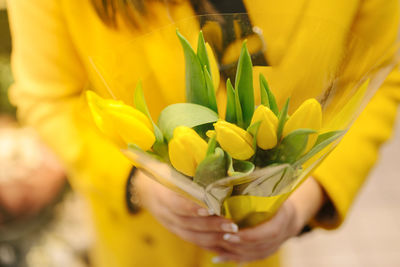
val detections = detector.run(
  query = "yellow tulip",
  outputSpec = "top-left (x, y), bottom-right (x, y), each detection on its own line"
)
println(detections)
top-left (282, 98), bottom-right (322, 151)
top-left (206, 42), bottom-right (220, 91)
top-left (251, 106), bottom-right (279, 150)
top-left (214, 120), bottom-right (254, 160)
top-left (168, 126), bottom-right (208, 177)
top-left (86, 91), bottom-right (155, 150)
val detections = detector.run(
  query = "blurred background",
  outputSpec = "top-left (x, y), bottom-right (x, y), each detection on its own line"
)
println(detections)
top-left (0, 1), bottom-right (93, 267)
top-left (0, 1), bottom-right (399, 267)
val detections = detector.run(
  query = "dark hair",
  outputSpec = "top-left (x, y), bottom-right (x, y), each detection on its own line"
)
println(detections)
top-left (90, 0), bottom-right (217, 28)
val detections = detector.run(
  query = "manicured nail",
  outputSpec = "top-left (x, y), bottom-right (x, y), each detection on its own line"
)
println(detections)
top-left (221, 223), bottom-right (239, 233)
top-left (212, 256), bottom-right (226, 263)
top-left (223, 233), bottom-right (241, 243)
top-left (197, 208), bottom-right (211, 216)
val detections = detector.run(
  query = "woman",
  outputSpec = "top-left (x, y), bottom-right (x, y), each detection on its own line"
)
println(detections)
top-left (7, 0), bottom-right (400, 266)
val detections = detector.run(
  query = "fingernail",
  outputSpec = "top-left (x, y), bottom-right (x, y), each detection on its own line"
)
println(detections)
top-left (212, 256), bottom-right (226, 263)
top-left (208, 209), bottom-right (215, 215)
top-left (221, 223), bottom-right (239, 233)
top-left (197, 208), bottom-right (211, 216)
top-left (223, 233), bottom-right (241, 243)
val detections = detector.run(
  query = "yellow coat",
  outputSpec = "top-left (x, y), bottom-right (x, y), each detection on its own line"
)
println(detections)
top-left (7, 0), bottom-right (400, 266)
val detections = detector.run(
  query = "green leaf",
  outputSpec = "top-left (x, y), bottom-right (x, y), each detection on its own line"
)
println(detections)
top-left (225, 78), bottom-right (236, 123)
top-left (134, 81), bottom-right (164, 143)
top-left (193, 123), bottom-right (214, 140)
top-left (260, 74), bottom-right (279, 115)
top-left (176, 29), bottom-right (208, 107)
top-left (134, 81), bottom-right (150, 118)
top-left (194, 147), bottom-right (227, 187)
top-left (234, 80), bottom-right (244, 128)
top-left (158, 103), bottom-right (219, 141)
top-left (204, 66), bottom-right (218, 114)
top-left (247, 121), bottom-right (261, 151)
top-left (314, 130), bottom-right (344, 147)
top-left (226, 153), bottom-right (255, 177)
top-left (197, 31), bottom-right (211, 77)
top-left (260, 80), bottom-right (269, 108)
top-left (277, 98), bottom-right (290, 140)
top-left (296, 130), bottom-right (345, 166)
top-left (151, 142), bottom-right (169, 162)
top-left (235, 41), bottom-right (254, 128)
top-left (277, 128), bottom-right (316, 163)
top-left (206, 134), bottom-right (217, 157)
top-left (127, 143), bottom-right (165, 162)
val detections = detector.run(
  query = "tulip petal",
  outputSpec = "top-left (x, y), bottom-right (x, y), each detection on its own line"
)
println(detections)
top-left (105, 101), bottom-right (153, 130)
top-left (206, 43), bottom-right (220, 92)
top-left (86, 91), bottom-right (126, 146)
top-left (283, 98), bottom-right (322, 138)
top-left (282, 98), bottom-right (322, 151)
top-left (169, 138), bottom-right (196, 177)
top-left (168, 126), bottom-right (208, 177)
top-left (214, 121), bottom-right (254, 160)
top-left (106, 110), bottom-right (156, 151)
top-left (251, 106), bottom-right (279, 150)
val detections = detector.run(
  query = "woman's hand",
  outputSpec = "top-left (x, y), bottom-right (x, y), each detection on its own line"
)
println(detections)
top-left (135, 170), bottom-right (326, 262)
top-left (213, 177), bottom-right (327, 263)
top-left (134, 170), bottom-right (240, 252)
top-left (212, 200), bottom-right (300, 263)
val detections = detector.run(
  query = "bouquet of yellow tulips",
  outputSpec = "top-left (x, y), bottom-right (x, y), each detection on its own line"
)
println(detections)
top-left (86, 13), bottom-right (399, 227)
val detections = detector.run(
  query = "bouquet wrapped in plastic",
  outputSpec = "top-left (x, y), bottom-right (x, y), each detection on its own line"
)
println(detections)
top-left (86, 13), bottom-right (399, 227)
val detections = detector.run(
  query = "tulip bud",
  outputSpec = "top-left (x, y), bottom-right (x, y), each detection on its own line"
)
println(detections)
top-left (206, 43), bottom-right (220, 91)
top-left (251, 106), bottom-right (279, 150)
top-left (86, 91), bottom-right (155, 150)
top-left (214, 120), bottom-right (254, 160)
top-left (282, 98), bottom-right (322, 150)
top-left (168, 126), bottom-right (208, 177)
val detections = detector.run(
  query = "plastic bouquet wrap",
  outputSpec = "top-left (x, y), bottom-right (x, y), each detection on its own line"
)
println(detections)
top-left (86, 13), bottom-right (399, 227)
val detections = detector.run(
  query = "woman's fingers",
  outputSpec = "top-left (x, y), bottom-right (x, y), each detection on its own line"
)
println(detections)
top-left (213, 201), bottom-right (297, 262)
top-left (156, 202), bottom-right (238, 233)
top-left (222, 201), bottom-right (296, 246)
top-left (155, 183), bottom-right (210, 217)
top-left (167, 224), bottom-right (226, 248)
top-left (174, 215), bottom-right (238, 233)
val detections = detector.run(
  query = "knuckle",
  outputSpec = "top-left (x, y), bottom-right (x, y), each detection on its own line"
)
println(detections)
top-left (204, 233), bottom-right (222, 246)
top-left (269, 226), bottom-right (281, 239)
top-left (175, 201), bottom-right (198, 216)
top-left (185, 217), bottom-right (227, 232)
top-left (190, 219), bottom-right (209, 231)
top-left (241, 232), bottom-right (258, 242)
top-left (205, 217), bottom-right (226, 231)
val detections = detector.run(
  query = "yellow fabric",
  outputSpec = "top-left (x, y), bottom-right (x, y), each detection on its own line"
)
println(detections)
top-left (7, 0), bottom-right (399, 267)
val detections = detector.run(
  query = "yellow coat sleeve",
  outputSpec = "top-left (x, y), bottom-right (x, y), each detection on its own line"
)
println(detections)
top-left (7, 0), bottom-right (133, 215)
top-left (312, 0), bottom-right (400, 229)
